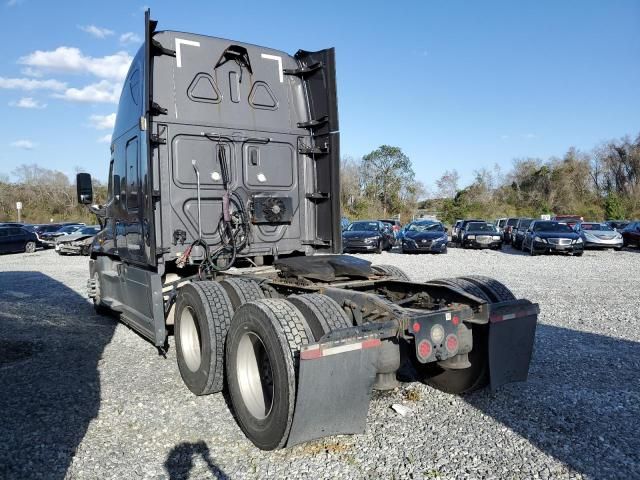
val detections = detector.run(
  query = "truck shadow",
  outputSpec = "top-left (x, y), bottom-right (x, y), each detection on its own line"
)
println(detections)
top-left (464, 324), bottom-right (640, 479)
top-left (164, 441), bottom-right (229, 480)
top-left (0, 271), bottom-right (117, 480)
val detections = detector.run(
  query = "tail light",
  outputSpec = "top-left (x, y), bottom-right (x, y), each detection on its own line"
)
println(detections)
top-left (445, 334), bottom-right (458, 354)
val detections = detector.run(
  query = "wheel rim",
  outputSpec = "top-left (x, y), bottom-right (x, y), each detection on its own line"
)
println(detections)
top-left (180, 307), bottom-right (202, 372)
top-left (236, 331), bottom-right (274, 420)
top-left (26, 242), bottom-right (35, 253)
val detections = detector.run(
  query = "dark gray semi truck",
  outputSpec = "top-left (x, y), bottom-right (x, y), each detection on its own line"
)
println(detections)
top-left (76, 11), bottom-right (538, 450)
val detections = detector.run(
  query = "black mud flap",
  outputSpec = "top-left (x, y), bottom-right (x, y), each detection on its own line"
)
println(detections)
top-left (286, 339), bottom-right (380, 447)
top-left (488, 300), bottom-right (539, 390)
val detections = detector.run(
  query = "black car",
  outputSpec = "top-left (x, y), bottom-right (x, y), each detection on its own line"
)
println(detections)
top-left (511, 218), bottom-right (534, 249)
top-left (502, 217), bottom-right (519, 243)
top-left (401, 221), bottom-right (448, 254)
top-left (342, 220), bottom-right (394, 253)
top-left (522, 221), bottom-right (583, 256)
top-left (460, 222), bottom-right (503, 249)
top-left (0, 226), bottom-right (39, 254)
top-left (605, 220), bottom-right (630, 232)
top-left (454, 219), bottom-right (485, 245)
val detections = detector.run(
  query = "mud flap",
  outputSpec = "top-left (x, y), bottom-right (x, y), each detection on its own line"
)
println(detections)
top-left (286, 341), bottom-right (380, 447)
top-left (488, 301), bottom-right (539, 390)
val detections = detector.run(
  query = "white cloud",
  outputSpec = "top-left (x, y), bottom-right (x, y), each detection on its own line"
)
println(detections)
top-left (97, 134), bottom-right (112, 143)
top-left (0, 76), bottom-right (66, 91)
top-left (10, 139), bottom-right (36, 150)
top-left (120, 32), bottom-right (142, 45)
top-left (54, 80), bottom-right (121, 104)
top-left (89, 113), bottom-right (116, 130)
top-left (20, 67), bottom-right (43, 77)
top-left (79, 25), bottom-right (114, 39)
top-left (19, 47), bottom-right (132, 81)
top-left (9, 97), bottom-right (46, 109)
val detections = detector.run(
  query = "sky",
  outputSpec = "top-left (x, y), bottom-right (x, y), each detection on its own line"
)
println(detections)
top-left (0, 0), bottom-right (638, 190)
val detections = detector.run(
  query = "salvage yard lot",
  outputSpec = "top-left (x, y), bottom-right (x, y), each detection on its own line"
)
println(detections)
top-left (1, 248), bottom-right (639, 480)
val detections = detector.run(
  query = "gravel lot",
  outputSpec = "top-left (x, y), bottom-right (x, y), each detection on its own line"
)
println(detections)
top-left (1, 246), bottom-right (639, 480)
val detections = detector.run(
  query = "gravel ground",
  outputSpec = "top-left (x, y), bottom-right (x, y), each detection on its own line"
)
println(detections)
top-left (1, 246), bottom-right (639, 480)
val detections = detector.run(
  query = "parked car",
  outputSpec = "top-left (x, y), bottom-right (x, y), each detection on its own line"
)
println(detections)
top-left (621, 221), bottom-right (640, 248)
top-left (0, 222), bottom-right (28, 228)
top-left (460, 222), bottom-right (502, 249)
top-left (502, 217), bottom-right (519, 243)
top-left (400, 221), bottom-right (448, 254)
top-left (454, 219), bottom-right (485, 245)
top-left (55, 225), bottom-right (102, 255)
top-left (605, 220), bottom-right (630, 232)
top-left (495, 218), bottom-right (508, 233)
top-left (451, 220), bottom-right (464, 242)
top-left (39, 224), bottom-right (85, 247)
top-left (0, 226), bottom-right (40, 254)
top-left (552, 215), bottom-right (583, 228)
top-left (378, 219), bottom-right (402, 238)
top-left (342, 220), bottom-right (394, 253)
top-left (574, 222), bottom-right (623, 250)
top-left (522, 221), bottom-right (583, 256)
top-left (511, 218), bottom-right (534, 249)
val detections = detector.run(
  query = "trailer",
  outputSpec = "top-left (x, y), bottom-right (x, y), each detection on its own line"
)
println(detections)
top-left (76, 10), bottom-right (538, 450)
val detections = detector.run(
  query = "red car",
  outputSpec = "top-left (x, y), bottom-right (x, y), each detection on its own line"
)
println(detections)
top-left (621, 221), bottom-right (640, 248)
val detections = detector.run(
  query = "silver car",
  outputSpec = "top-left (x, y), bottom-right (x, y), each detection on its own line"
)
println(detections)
top-left (574, 222), bottom-right (624, 250)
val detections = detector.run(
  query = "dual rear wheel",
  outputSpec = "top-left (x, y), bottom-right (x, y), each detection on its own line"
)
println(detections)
top-left (173, 282), bottom-right (351, 450)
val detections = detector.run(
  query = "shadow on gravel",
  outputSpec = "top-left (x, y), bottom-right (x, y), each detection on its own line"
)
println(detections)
top-left (466, 324), bottom-right (640, 479)
top-left (0, 271), bottom-right (116, 480)
top-left (164, 441), bottom-right (228, 480)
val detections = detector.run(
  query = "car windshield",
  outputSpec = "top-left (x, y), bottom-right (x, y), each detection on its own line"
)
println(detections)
top-left (506, 218), bottom-right (518, 226)
top-left (408, 222), bottom-right (444, 232)
top-left (58, 225), bottom-right (81, 233)
top-left (348, 222), bottom-right (379, 232)
top-left (581, 223), bottom-right (613, 231)
top-left (79, 226), bottom-right (100, 234)
top-left (498, 220), bottom-right (506, 228)
top-left (533, 222), bottom-right (573, 233)
top-left (467, 222), bottom-right (496, 232)
top-left (519, 219), bottom-right (533, 228)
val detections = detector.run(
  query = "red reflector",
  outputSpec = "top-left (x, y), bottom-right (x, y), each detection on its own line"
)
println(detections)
top-left (412, 322), bottom-right (421, 333)
top-left (418, 340), bottom-right (432, 358)
top-left (452, 316), bottom-right (460, 326)
top-left (361, 338), bottom-right (382, 350)
top-left (446, 334), bottom-right (458, 353)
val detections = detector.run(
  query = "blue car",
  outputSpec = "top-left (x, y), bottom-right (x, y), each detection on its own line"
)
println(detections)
top-left (401, 221), bottom-right (449, 254)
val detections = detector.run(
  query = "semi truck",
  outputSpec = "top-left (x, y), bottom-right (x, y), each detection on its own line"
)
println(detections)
top-left (76, 10), bottom-right (538, 450)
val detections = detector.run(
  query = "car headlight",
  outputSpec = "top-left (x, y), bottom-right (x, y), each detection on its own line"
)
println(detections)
top-left (534, 236), bottom-right (547, 243)
top-left (363, 237), bottom-right (376, 244)
top-left (575, 237), bottom-right (583, 243)
top-left (467, 235), bottom-right (475, 239)
top-left (492, 235), bottom-right (501, 240)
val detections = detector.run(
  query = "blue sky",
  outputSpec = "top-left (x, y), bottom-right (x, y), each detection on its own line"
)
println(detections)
top-left (0, 0), bottom-right (638, 191)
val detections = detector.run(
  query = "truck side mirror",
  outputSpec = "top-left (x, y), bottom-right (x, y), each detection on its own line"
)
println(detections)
top-left (76, 173), bottom-right (93, 204)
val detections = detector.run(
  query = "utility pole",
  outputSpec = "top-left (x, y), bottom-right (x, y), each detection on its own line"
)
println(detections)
top-left (16, 202), bottom-right (22, 222)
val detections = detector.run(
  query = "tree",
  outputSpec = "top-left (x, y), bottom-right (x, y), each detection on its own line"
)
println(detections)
top-left (360, 145), bottom-right (416, 216)
top-left (436, 170), bottom-right (460, 199)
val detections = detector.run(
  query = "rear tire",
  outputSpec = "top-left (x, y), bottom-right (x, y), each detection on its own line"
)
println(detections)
top-left (174, 282), bottom-right (234, 395)
top-left (92, 271), bottom-right (111, 316)
top-left (220, 277), bottom-right (267, 310)
top-left (288, 293), bottom-right (352, 341)
top-left (372, 264), bottom-right (411, 281)
top-left (24, 241), bottom-right (36, 253)
top-left (226, 299), bottom-right (311, 450)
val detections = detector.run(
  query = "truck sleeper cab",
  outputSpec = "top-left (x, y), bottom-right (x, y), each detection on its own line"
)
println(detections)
top-left (77, 11), bottom-right (539, 450)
